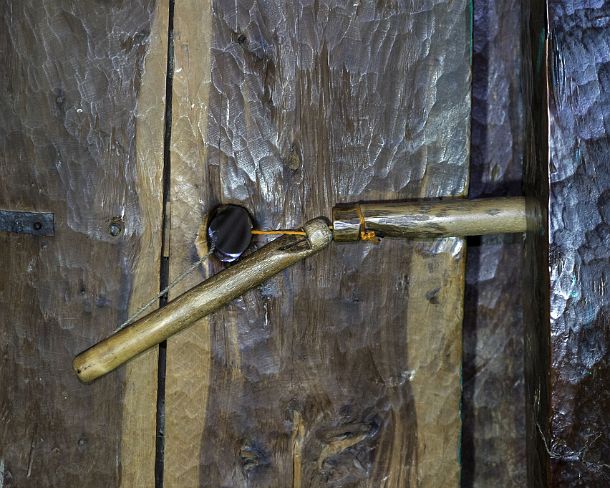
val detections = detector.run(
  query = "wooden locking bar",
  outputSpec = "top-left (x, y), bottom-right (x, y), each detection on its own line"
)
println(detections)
top-left (332, 196), bottom-right (529, 241)
top-left (73, 218), bottom-right (333, 383)
top-left (74, 196), bottom-right (534, 384)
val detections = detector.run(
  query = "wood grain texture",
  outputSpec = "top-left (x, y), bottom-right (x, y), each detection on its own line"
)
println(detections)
top-left (521, 0), bottom-right (552, 486)
top-left (120, 1), bottom-right (168, 485)
top-left (404, 241), bottom-right (465, 487)
top-left (544, 2), bottom-right (610, 486)
top-left (0, 1), bottom-right (163, 486)
top-left (166, 0), bottom-right (470, 486)
top-left (332, 197), bottom-right (527, 241)
top-left (164, 0), bottom-right (214, 485)
top-left (461, 0), bottom-right (527, 486)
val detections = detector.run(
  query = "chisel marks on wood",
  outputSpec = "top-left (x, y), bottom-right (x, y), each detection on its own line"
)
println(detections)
top-left (545, 3), bottom-right (610, 485)
top-left (164, 0), bottom-right (215, 486)
top-left (0, 0), bottom-right (163, 486)
top-left (167, 0), bottom-right (470, 486)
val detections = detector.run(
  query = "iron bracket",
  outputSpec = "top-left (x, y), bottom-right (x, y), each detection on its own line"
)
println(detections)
top-left (0, 209), bottom-right (55, 236)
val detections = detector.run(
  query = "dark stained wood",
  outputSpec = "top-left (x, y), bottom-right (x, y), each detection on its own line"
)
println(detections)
top-left (521, 0), bottom-right (551, 486)
top-left (0, 1), bottom-right (165, 486)
top-left (166, 0), bottom-right (471, 486)
top-left (523, 1), bottom-right (610, 486)
top-left (543, 2), bottom-right (610, 486)
top-left (461, 0), bottom-right (527, 486)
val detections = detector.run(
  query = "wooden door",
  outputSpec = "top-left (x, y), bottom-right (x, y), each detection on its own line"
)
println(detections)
top-left (1, 1), bottom-right (471, 486)
top-left (164, 1), bottom-right (471, 486)
top-left (0, 1), bottom-right (167, 486)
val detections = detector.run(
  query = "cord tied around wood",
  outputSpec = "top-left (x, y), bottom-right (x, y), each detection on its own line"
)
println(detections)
top-left (73, 196), bottom-right (533, 383)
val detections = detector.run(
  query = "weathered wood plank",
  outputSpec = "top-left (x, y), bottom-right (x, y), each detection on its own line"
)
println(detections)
top-left (0, 1), bottom-right (165, 486)
top-left (121, 0), bottom-right (169, 486)
top-left (543, 2), bottom-right (610, 485)
top-left (404, 244), bottom-right (465, 486)
top-left (164, 0), bottom-right (215, 485)
top-left (461, 0), bottom-right (527, 486)
top-left (166, 1), bottom-right (470, 486)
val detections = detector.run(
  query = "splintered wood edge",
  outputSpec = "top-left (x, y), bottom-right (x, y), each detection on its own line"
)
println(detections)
top-left (195, 213), bottom-right (210, 261)
top-left (120, 1), bottom-right (169, 486)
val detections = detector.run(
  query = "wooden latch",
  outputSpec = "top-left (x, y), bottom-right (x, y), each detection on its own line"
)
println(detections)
top-left (73, 196), bottom-right (534, 383)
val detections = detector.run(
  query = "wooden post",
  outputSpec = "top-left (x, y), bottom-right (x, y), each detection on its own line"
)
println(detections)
top-left (525, 1), bottom-right (610, 486)
top-left (332, 197), bottom-right (530, 241)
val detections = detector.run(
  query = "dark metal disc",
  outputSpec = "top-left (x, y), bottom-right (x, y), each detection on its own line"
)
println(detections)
top-left (207, 205), bottom-right (253, 263)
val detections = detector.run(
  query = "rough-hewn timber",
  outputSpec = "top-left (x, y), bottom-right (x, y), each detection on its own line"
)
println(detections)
top-left (545, 2), bottom-right (610, 486)
top-left (0, 1), bottom-right (166, 486)
top-left (164, 1), bottom-right (215, 485)
top-left (166, 1), bottom-right (470, 486)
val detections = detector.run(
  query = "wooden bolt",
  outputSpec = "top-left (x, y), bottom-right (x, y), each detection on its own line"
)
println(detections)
top-left (332, 196), bottom-right (532, 241)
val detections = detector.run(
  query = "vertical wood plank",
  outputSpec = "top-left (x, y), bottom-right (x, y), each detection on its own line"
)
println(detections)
top-left (164, 0), bottom-right (215, 485)
top-left (462, 0), bottom-right (527, 486)
top-left (0, 1), bottom-right (164, 486)
top-left (404, 243), bottom-right (465, 486)
top-left (528, 2), bottom-right (610, 486)
top-left (165, 1), bottom-right (470, 486)
top-left (522, 0), bottom-right (551, 485)
top-left (121, 0), bottom-right (168, 486)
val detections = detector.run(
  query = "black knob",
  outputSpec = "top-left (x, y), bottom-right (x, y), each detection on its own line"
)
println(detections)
top-left (207, 205), bottom-right (253, 263)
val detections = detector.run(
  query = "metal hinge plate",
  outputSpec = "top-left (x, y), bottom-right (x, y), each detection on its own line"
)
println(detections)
top-left (0, 209), bottom-right (55, 236)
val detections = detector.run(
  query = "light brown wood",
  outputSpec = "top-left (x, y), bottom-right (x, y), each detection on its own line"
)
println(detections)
top-left (73, 219), bottom-right (332, 383)
top-left (404, 241), bottom-right (465, 485)
top-left (164, 1), bottom-right (214, 484)
top-left (119, 2), bottom-right (168, 485)
top-left (332, 197), bottom-right (529, 241)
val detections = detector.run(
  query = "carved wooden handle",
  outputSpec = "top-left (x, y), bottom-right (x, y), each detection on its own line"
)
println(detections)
top-left (73, 217), bottom-right (333, 383)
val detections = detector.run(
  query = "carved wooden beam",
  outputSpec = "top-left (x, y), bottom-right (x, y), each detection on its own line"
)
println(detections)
top-left (524, 1), bottom-right (610, 486)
